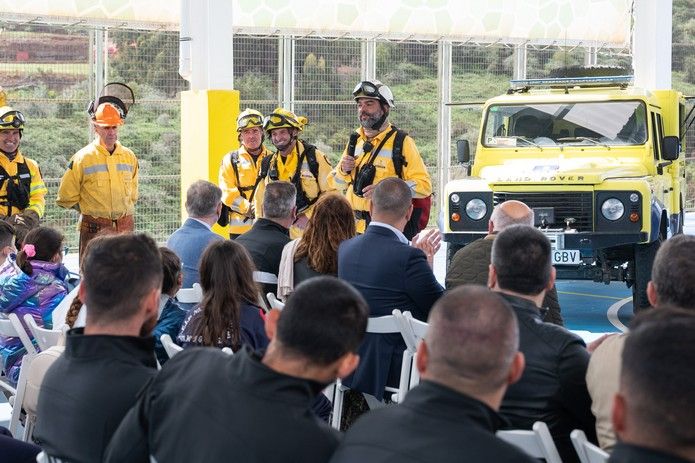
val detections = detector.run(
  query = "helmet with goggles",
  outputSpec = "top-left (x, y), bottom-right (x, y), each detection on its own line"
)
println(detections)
top-left (237, 108), bottom-right (264, 132)
top-left (0, 106), bottom-right (25, 131)
top-left (352, 80), bottom-right (395, 108)
top-left (263, 108), bottom-right (307, 133)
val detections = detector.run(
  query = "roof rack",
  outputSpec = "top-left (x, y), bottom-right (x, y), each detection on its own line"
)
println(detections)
top-left (509, 75), bottom-right (634, 90)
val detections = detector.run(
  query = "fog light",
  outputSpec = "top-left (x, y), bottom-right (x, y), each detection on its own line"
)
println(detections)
top-left (629, 212), bottom-right (639, 222)
top-left (451, 213), bottom-right (461, 222)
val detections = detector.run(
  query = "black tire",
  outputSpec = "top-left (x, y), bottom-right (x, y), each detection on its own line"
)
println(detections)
top-left (632, 237), bottom-right (661, 313)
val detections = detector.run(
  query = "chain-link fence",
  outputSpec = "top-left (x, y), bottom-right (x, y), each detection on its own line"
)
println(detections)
top-left (1, 14), bottom-right (694, 249)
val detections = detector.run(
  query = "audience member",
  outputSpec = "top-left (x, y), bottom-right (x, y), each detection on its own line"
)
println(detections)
top-left (176, 240), bottom-right (267, 352)
top-left (330, 285), bottom-right (534, 463)
top-left (166, 180), bottom-right (223, 288)
top-left (33, 233), bottom-right (161, 463)
top-left (236, 181), bottom-right (296, 297)
top-left (0, 426), bottom-right (41, 463)
top-left (338, 177), bottom-right (443, 400)
top-left (153, 247), bottom-right (187, 364)
top-left (104, 276), bottom-right (369, 463)
top-left (489, 225), bottom-right (596, 462)
top-left (277, 193), bottom-right (355, 299)
top-left (446, 200), bottom-right (563, 325)
top-left (0, 220), bottom-right (18, 278)
top-left (587, 234), bottom-right (695, 450)
top-left (0, 226), bottom-right (68, 384)
top-left (609, 309), bottom-right (695, 463)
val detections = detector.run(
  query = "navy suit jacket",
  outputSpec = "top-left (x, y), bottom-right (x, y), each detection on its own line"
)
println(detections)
top-left (338, 225), bottom-right (444, 399)
top-left (166, 218), bottom-right (223, 288)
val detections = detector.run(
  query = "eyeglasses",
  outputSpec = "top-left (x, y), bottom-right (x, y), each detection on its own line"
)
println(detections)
top-left (238, 114), bottom-right (263, 130)
top-left (0, 110), bottom-right (25, 129)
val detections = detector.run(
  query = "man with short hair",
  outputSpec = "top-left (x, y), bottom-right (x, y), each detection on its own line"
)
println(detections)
top-left (339, 177), bottom-right (443, 400)
top-left (166, 180), bottom-right (224, 288)
top-left (104, 276), bottom-right (369, 463)
top-left (0, 221), bottom-right (18, 278)
top-left (587, 234), bottom-right (695, 450)
top-left (609, 309), bottom-right (695, 463)
top-left (331, 80), bottom-right (432, 239)
top-left (330, 286), bottom-right (534, 463)
top-left (57, 95), bottom-right (138, 261)
top-left (446, 200), bottom-right (563, 325)
top-left (489, 225), bottom-right (596, 463)
top-left (236, 181), bottom-right (296, 296)
top-left (34, 233), bottom-right (162, 463)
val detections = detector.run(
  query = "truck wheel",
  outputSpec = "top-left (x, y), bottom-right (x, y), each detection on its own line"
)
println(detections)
top-left (632, 237), bottom-right (661, 313)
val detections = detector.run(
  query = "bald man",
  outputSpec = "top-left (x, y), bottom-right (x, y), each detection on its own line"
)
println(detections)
top-left (329, 286), bottom-right (534, 463)
top-left (446, 200), bottom-right (563, 325)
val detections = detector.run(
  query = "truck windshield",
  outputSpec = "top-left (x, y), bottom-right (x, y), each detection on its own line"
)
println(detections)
top-left (482, 101), bottom-right (647, 148)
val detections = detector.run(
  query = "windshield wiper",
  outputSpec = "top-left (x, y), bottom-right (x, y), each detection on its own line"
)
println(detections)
top-left (557, 136), bottom-right (611, 150)
top-left (511, 136), bottom-right (543, 150)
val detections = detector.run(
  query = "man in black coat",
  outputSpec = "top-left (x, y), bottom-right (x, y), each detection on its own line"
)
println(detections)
top-left (236, 181), bottom-right (296, 296)
top-left (104, 276), bottom-right (369, 463)
top-left (330, 285), bottom-right (535, 463)
top-left (34, 234), bottom-right (162, 463)
top-left (609, 309), bottom-right (695, 463)
top-left (489, 225), bottom-right (597, 463)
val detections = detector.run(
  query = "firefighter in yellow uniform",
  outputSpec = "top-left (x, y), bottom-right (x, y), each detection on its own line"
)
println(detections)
top-left (56, 99), bottom-right (138, 261)
top-left (0, 99), bottom-right (47, 245)
top-left (218, 108), bottom-right (272, 238)
top-left (329, 80), bottom-right (432, 239)
top-left (255, 108), bottom-right (333, 238)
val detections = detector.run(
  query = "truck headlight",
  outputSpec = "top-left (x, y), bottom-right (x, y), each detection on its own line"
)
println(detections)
top-left (601, 198), bottom-right (625, 221)
top-left (465, 198), bottom-right (487, 220)
top-left (450, 193), bottom-right (460, 204)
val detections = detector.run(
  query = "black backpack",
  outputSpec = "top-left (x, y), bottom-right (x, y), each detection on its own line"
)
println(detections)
top-left (0, 161), bottom-right (31, 216)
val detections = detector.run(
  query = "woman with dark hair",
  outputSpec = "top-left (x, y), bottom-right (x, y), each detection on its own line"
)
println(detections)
top-left (278, 194), bottom-right (356, 299)
top-left (0, 226), bottom-right (68, 384)
top-left (177, 240), bottom-right (267, 352)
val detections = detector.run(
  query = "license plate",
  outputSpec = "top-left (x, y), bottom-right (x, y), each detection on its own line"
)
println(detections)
top-left (552, 249), bottom-right (581, 265)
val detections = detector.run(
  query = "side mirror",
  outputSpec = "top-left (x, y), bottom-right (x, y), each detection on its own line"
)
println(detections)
top-left (662, 136), bottom-right (680, 161)
top-left (456, 139), bottom-right (470, 164)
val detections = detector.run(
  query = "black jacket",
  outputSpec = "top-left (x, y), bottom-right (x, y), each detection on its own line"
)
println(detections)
top-left (236, 218), bottom-right (290, 294)
top-left (329, 380), bottom-right (536, 463)
top-left (499, 293), bottom-right (596, 463)
top-left (609, 443), bottom-right (693, 463)
top-left (104, 346), bottom-right (340, 463)
top-left (33, 329), bottom-right (157, 463)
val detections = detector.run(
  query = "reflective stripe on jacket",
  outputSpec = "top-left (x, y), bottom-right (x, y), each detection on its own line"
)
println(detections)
top-left (56, 139), bottom-right (138, 219)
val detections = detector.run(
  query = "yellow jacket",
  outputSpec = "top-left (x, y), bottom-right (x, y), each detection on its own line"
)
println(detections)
top-left (56, 139), bottom-right (138, 219)
top-left (0, 151), bottom-right (47, 218)
top-left (329, 124), bottom-right (432, 232)
top-left (218, 144), bottom-right (271, 235)
top-left (255, 140), bottom-right (333, 238)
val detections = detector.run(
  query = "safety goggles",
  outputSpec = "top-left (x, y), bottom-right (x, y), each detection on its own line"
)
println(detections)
top-left (264, 113), bottom-right (296, 129)
top-left (0, 110), bottom-right (25, 129)
top-left (238, 113), bottom-right (263, 130)
top-left (352, 81), bottom-right (393, 103)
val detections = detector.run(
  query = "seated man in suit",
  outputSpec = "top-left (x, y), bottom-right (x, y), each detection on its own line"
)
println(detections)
top-left (609, 308), bottom-right (695, 463)
top-left (330, 285), bottom-right (534, 463)
top-left (338, 177), bottom-right (444, 400)
top-left (166, 180), bottom-right (223, 288)
top-left (236, 181), bottom-right (296, 297)
top-left (33, 233), bottom-right (161, 463)
top-left (489, 225), bottom-right (596, 463)
top-left (104, 277), bottom-right (369, 463)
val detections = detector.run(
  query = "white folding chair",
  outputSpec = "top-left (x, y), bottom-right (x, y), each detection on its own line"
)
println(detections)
top-left (266, 292), bottom-right (285, 311)
top-left (254, 272), bottom-right (278, 312)
top-left (23, 314), bottom-right (65, 351)
top-left (330, 310), bottom-right (412, 430)
top-left (396, 311), bottom-right (429, 389)
top-left (176, 283), bottom-right (203, 304)
top-left (221, 347), bottom-right (234, 355)
top-left (571, 429), bottom-right (609, 463)
top-left (160, 334), bottom-right (183, 359)
top-left (496, 421), bottom-right (562, 463)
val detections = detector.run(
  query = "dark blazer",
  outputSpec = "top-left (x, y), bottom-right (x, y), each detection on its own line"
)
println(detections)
top-left (329, 381), bottom-right (536, 463)
top-left (338, 224), bottom-right (443, 399)
top-left (236, 218), bottom-right (290, 296)
top-left (166, 218), bottom-right (223, 288)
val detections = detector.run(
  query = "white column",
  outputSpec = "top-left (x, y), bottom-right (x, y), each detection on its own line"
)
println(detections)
top-left (437, 41), bottom-right (452, 216)
top-left (513, 43), bottom-right (527, 80)
top-left (633, 0), bottom-right (671, 89)
top-left (584, 46), bottom-right (598, 67)
top-left (278, 36), bottom-right (295, 110)
top-left (362, 40), bottom-right (377, 81)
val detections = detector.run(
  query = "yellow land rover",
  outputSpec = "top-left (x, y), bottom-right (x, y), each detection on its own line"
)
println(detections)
top-left (444, 76), bottom-right (687, 310)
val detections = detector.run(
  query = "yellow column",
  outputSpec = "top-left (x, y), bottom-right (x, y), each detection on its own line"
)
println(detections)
top-left (180, 89), bottom-right (240, 236)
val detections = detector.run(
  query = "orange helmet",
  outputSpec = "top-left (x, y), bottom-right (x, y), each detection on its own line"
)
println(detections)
top-left (92, 102), bottom-right (124, 127)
